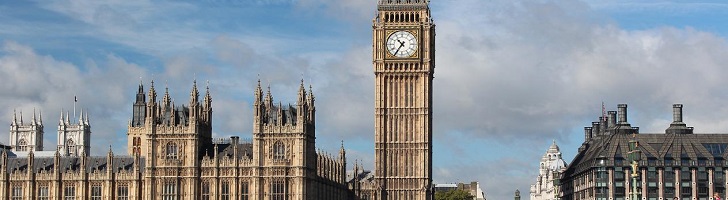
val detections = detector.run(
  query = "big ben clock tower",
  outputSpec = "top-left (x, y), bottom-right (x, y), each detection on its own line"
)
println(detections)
top-left (373, 0), bottom-right (435, 200)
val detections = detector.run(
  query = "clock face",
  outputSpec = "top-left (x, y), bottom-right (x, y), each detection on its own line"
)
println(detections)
top-left (386, 31), bottom-right (418, 58)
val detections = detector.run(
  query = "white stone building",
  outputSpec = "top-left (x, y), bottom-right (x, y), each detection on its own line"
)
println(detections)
top-left (531, 140), bottom-right (568, 200)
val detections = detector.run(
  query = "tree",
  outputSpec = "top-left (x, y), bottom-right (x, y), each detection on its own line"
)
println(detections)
top-left (435, 189), bottom-right (475, 200)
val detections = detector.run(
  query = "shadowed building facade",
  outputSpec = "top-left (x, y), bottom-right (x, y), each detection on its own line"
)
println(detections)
top-left (0, 80), bottom-right (351, 200)
top-left (372, 0), bottom-right (436, 199)
top-left (561, 104), bottom-right (728, 200)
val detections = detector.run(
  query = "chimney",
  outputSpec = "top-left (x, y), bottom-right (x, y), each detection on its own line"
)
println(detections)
top-left (617, 104), bottom-right (628, 124)
top-left (584, 127), bottom-right (593, 141)
top-left (672, 104), bottom-right (683, 123)
top-left (592, 122), bottom-right (601, 137)
top-left (667, 104), bottom-right (692, 134)
top-left (607, 111), bottom-right (617, 128)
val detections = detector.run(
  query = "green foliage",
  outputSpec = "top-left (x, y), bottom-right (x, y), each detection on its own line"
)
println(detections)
top-left (435, 189), bottom-right (474, 200)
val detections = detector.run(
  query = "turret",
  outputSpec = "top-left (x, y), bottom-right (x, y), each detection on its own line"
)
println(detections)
top-left (132, 82), bottom-right (146, 127)
top-left (339, 141), bottom-right (347, 183)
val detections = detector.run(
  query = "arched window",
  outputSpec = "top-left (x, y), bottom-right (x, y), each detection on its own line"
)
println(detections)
top-left (273, 141), bottom-right (285, 160)
top-left (166, 143), bottom-right (178, 160)
top-left (17, 139), bottom-right (27, 151)
top-left (67, 139), bottom-right (76, 156)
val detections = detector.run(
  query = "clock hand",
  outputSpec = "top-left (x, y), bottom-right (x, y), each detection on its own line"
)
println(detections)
top-left (393, 40), bottom-right (405, 55)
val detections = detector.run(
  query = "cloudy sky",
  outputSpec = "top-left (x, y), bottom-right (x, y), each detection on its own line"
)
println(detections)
top-left (3, 0), bottom-right (728, 199)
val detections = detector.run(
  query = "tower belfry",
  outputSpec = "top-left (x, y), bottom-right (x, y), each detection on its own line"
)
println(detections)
top-left (373, 0), bottom-right (435, 199)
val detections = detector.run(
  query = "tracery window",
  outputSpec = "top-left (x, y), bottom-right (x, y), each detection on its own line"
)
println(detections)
top-left (17, 139), bottom-right (27, 151)
top-left (166, 143), bottom-right (178, 160)
top-left (162, 181), bottom-right (177, 200)
top-left (11, 186), bottom-right (21, 200)
top-left (117, 184), bottom-right (129, 200)
top-left (201, 181), bottom-right (210, 200)
top-left (39, 184), bottom-right (50, 200)
top-left (240, 181), bottom-right (250, 200)
top-left (271, 179), bottom-right (286, 200)
top-left (67, 139), bottom-right (76, 156)
top-left (64, 185), bottom-right (76, 200)
top-left (273, 141), bottom-right (285, 160)
top-left (221, 181), bottom-right (230, 200)
top-left (91, 185), bottom-right (102, 200)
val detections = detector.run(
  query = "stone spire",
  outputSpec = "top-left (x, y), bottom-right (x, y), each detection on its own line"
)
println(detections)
top-left (148, 80), bottom-right (157, 103)
top-left (162, 82), bottom-right (171, 108)
top-left (190, 79), bottom-right (199, 106)
top-left (11, 109), bottom-right (17, 126)
top-left (31, 108), bottom-right (37, 126)
top-left (38, 110), bottom-right (43, 126)
top-left (204, 80), bottom-right (212, 108)
top-left (84, 110), bottom-right (89, 125)
top-left (297, 79), bottom-right (306, 105)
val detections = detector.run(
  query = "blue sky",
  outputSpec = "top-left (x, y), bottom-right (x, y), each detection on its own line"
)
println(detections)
top-left (3, 0), bottom-right (728, 199)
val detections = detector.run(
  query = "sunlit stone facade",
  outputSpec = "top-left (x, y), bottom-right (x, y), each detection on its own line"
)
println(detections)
top-left (0, 80), bottom-right (352, 200)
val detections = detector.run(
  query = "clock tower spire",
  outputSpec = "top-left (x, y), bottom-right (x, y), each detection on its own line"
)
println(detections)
top-left (373, 0), bottom-right (434, 200)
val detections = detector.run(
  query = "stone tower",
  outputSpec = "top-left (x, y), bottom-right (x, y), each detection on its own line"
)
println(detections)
top-left (57, 109), bottom-right (91, 156)
top-left (126, 80), bottom-right (213, 199)
top-left (9, 110), bottom-right (44, 152)
top-left (251, 79), bottom-right (319, 199)
top-left (372, 0), bottom-right (435, 199)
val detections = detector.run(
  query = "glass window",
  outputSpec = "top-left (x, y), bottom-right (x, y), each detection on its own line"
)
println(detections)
top-left (166, 143), bottom-right (178, 160)
top-left (273, 141), bottom-right (286, 160)
top-left (162, 182), bottom-right (177, 200)
top-left (11, 186), bottom-right (22, 200)
top-left (117, 185), bottom-right (129, 200)
top-left (39, 185), bottom-right (50, 200)
top-left (64, 185), bottom-right (76, 200)
top-left (221, 181), bottom-right (230, 200)
top-left (201, 182), bottom-right (210, 200)
top-left (240, 181), bottom-right (249, 200)
top-left (272, 180), bottom-right (286, 200)
top-left (91, 185), bottom-right (102, 200)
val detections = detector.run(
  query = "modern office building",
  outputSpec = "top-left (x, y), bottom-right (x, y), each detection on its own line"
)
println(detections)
top-left (561, 104), bottom-right (728, 200)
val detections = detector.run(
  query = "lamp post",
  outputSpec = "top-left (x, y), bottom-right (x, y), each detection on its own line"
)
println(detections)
top-left (628, 134), bottom-right (642, 200)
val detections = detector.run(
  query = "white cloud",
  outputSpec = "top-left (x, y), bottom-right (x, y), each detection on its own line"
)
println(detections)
top-left (0, 41), bottom-right (147, 155)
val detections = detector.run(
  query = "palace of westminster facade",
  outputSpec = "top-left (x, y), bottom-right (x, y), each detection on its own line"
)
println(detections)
top-left (0, 0), bottom-right (436, 199)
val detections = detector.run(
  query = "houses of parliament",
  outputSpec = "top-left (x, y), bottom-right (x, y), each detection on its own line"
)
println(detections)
top-left (0, 0), bottom-right (436, 199)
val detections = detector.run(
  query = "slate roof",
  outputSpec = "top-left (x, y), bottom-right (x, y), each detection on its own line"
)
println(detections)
top-left (565, 132), bottom-right (728, 176)
top-left (5, 156), bottom-right (143, 173)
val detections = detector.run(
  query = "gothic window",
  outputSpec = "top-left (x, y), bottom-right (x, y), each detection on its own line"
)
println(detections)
top-left (39, 185), bottom-right (50, 200)
top-left (240, 181), bottom-right (249, 200)
top-left (91, 185), bottom-right (102, 200)
top-left (11, 186), bottom-right (21, 200)
top-left (166, 143), bottom-right (178, 160)
top-left (67, 139), bottom-right (76, 156)
top-left (64, 185), bottom-right (76, 200)
top-left (221, 181), bottom-right (230, 200)
top-left (271, 180), bottom-right (286, 200)
top-left (117, 184), bottom-right (129, 200)
top-left (201, 181), bottom-right (210, 200)
top-left (273, 141), bottom-right (286, 160)
top-left (162, 181), bottom-right (177, 200)
top-left (133, 137), bottom-right (141, 155)
top-left (17, 139), bottom-right (27, 151)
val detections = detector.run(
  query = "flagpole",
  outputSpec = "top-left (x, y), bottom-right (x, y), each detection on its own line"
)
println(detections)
top-left (74, 95), bottom-right (77, 123)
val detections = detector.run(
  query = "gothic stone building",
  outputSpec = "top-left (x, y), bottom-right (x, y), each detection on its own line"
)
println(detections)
top-left (0, 80), bottom-right (351, 200)
top-left (561, 104), bottom-right (728, 200)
